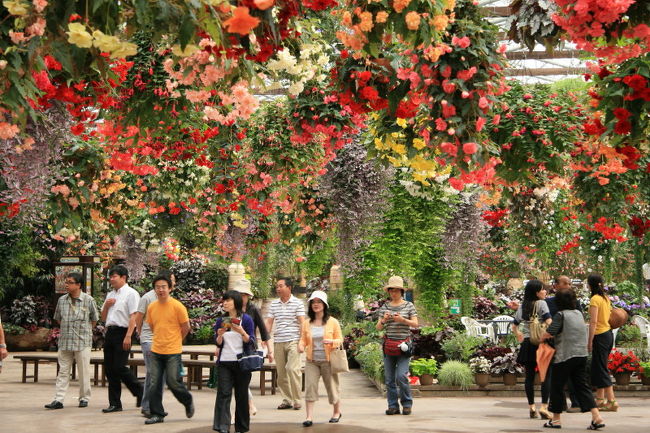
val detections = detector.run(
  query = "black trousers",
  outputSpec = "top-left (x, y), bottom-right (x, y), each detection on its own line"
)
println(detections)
top-left (591, 330), bottom-right (613, 388)
top-left (524, 364), bottom-right (549, 405)
top-left (548, 357), bottom-right (597, 413)
top-left (104, 326), bottom-right (143, 407)
top-left (213, 361), bottom-right (251, 433)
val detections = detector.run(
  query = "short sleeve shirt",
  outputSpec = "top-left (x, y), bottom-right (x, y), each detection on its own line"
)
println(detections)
top-left (590, 295), bottom-right (611, 335)
top-left (147, 298), bottom-right (189, 354)
top-left (267, 295), bottom-right (305, 343)
top-left (137, 290), bottom-right (158, 343)
top-left (513, 300), bottom-right (551, 338)
top-left (376, 301), bottom-right (417, 340)
top-left (54, 292), bottom-right (99, 351)
top-left (102, 284), bottom-right (140, 327)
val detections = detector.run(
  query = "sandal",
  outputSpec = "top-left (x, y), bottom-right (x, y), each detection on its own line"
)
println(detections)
top-left (587, 420), bottom-right (606, 430)
top-left (539, 408), bottom-right (552, 419)
top-left (277, 402), bottom-right (293, 410)
top-left (599, 400), bottom-right (618, 412)
top-left (530, 409), bottom-right (539, 419)
top-left (543, 420), bottom-right (562, 429)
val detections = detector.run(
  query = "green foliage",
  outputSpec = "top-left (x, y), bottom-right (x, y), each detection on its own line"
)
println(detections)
top-left (617, 324), bottom-right (642, 346)
top-left (413, 245), bottom-right (453, 320)
top-left (441, 333), bottom-right (486, 362)
top-left (302, 236), bottom-right (337, 279)
top-left (203, 262), bottom-right (229, 292)
top-left (410, 357), bottom-right (438, 377)
top-left (437, 361), bottom-right (474, 389)
top-left (1, 323), bottom-right (26, 335)
top-left (615, 281), bottom-right (640, 297)
top-left (0, 227), bottom-right (45, 300)
top-left (355, 342), bottom-right (384, 384)
top-left (191, 324), bottom-right (215, 345)
top-left (327, 289), bottom-right (355, 324)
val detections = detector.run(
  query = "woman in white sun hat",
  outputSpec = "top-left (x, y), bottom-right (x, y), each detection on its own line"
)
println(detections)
top-left (298, 290), bottom-right (343, 427)
top-left (233, 278), bottom-right (271, 416)
top-left (375, 276), bottom-right (418, 416)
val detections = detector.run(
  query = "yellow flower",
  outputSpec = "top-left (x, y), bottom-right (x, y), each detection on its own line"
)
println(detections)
top-left (444, 0), bottom-right (456, 11)
top-left (66, 22), bottom-right (93, 48)
top-left (92, 30), bottom-right (122, 53)
top-left (409, 155), bottom-right (435, 172)
top-left (110, 41), bottom-right (138, 58)
top-left (2, 0), bottom-right (29, 16)
top-left (392, 143), bottom-right (407, 155)
top-left (396, 117), bottom-right (407, 128)
top-left (412, 138), bottom-right (426, 150)
top-left (172, 44), bottom-right (200, 57)
top-left (412, 172), bottom-right (431, 186)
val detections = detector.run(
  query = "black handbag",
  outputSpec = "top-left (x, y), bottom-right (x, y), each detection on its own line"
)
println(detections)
top-left (237, 340), bottom-right (264, 372)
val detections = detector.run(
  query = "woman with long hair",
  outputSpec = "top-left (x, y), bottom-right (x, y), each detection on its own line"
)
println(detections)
top-left (376, 276), bottom-right (418, 416)
top-left (512, 279), bottom-right (553, 419)
top-left (587, 274), bottom-right (618, 412)
top-left (212, 290), bottom-right (255, 433)
top-left (541, 288), bottom-right (605, 430)
top-left (298, 290), bottom-right (343, 427)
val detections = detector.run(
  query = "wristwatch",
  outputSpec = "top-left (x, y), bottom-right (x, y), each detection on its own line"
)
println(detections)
top-left (0, 344), bottom-right (6, 348)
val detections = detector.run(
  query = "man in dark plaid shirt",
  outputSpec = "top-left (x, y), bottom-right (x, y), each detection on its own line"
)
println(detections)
top-left (44, 272), bottom-right (99, 410)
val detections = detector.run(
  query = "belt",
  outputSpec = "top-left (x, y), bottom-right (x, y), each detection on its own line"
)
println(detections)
top-left (107, 325), bottom-right (127, 330)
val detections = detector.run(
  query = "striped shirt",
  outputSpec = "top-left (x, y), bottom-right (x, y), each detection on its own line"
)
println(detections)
top-left (267, 295), bottom-right (305, 343)
top-left (137, 290), bottom-right (158, 343)
top-left (54, 292), bottom-right (99, 351)
top-left (376, 301), bottom-right (417, 340)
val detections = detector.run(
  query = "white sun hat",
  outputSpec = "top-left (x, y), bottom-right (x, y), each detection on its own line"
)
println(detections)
top-left (307, 290), bottom-right (329, 307)
top-left (232, 278), bottom-right (254, 297)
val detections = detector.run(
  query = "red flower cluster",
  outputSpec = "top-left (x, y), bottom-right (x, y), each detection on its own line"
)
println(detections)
top-left (628, 216), bottom-right (650, 238)
top-left (586, 217), bottom-right (627, 242)
top-left (482, 208), bottom-right (509, 227)
top-left (556, 235), bottom-right (581, 256)
top-left (608, 350), bottom-right (639, 374)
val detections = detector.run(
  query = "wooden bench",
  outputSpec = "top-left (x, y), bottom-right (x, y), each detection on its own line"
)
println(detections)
top-left (14, 354), bottom-right (59, 383)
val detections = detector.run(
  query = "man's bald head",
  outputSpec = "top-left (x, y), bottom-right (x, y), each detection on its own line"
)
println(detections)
top-left (555, 275), bottom-right (572, 290)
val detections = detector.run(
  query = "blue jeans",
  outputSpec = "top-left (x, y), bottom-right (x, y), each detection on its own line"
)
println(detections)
top-left (148, 352), bottom-right (193, 418)
top-left (383, 354), bottom-right (412, 409)
top-left (141, 341), bottom-right (163, 412)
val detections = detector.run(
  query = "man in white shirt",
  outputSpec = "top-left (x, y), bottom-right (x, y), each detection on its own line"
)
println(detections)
top-left (265, 277), bottom-right (305, 410)
top-left (101, 265), bottom-right (143, 413)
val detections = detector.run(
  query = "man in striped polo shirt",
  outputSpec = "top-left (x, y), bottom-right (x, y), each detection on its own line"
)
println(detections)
top-left (266, 277), bottom-right (305, 410)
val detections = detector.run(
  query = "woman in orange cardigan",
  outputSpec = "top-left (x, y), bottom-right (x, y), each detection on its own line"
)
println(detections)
top-left (298, 290), bottom-right (343, 427)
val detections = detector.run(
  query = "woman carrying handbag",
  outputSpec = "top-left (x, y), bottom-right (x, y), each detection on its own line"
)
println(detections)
top-left (213, 290), bottom-right (256, 433)
top-left (298, 290), bottom-right (343, 427)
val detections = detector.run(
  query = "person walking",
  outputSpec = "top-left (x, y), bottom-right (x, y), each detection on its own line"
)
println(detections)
top-left (134, 272), bottom-right (175, 418)
top-left (512, 279), bottom-right (552, 419)
top-left (541, 287), bottom-right (606, 430)
top-left (44, 272), bottom-right (99, 410)
top-left (587, 273), bottom-right (618, 412)
top-left (298, 290), bottom-right (343, 427)
top-left (0, 314), bottom-right (7, 373)
top-left (213, 290), bottom-right (255, 433)
top-left (143, 274), bottom-right (194, 425)
top-left (265, 277), bottom-right (305, 410)
top-left (100, 265), bottom-right (144, 413)
top-left (376, 276), bottom-right (418, 416)
top-left (232, 278), bottom-right (272, 416)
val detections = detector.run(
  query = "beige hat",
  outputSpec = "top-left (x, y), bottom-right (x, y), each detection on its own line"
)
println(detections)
top-left (233, 279), bottom-right (254, 297)
top-left (383, 275), bottom-right (407, 291)
top-left (307, 290), bottom-right (328, 307)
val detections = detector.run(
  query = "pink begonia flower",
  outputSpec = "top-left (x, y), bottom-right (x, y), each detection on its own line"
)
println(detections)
top-left (9, 31), bottom-right (29, 44)
top-left (0, 122), bottom-right (20, 139)
top-left (435, 118), bottom-right (448, 131)
top-left (440, 141), bottom-right (458, 156)
top-left (185, 89), bottom-right (211, 103)
top-left (26, 18), bottom-right (46, 37)
top-left (451, 36), bottom-right (471, 48)
top-left (475, 116), bottom-right (486, 132)
top-left (448, 177), bottom-right (465, 191)
top-left (34, 0), bottom-right (48, 13)
top-left (51, 184), bottom-right (72, 197)
top-left (442, 79), bottom-right (456, 94)
top-left (463, 142), bottom-right (478, 154)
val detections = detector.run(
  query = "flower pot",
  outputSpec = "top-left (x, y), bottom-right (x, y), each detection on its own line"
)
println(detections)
top-left (5, 327), bottom-right (51, 351)
top-left (614, 372), bottom-right (631, 386)
top-left (640, 375), bottom-right (650, 386)
top-left (503, 373), bottom-right (517, 386)
top-left (474, 373), bottom-right (490, 388)
top-left (419, 374), bottom-right (434, 386)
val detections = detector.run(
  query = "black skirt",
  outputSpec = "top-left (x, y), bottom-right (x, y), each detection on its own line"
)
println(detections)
top-left (517, 338), bottom-right (539, 367)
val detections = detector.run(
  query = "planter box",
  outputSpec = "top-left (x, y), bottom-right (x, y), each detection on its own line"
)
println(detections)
top-left (5, 328), bottom-right (50, 351)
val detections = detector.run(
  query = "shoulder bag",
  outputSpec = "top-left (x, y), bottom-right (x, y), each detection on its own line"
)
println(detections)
top-left (237, 339), bottom-right (264, 372)
top-left (329, 345), bottom-right (350, 374)
top-left (528, 301), bottom-right (547, 345)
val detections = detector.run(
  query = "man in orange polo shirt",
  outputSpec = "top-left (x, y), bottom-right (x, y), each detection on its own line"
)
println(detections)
top-left (144, 274), bottom-right (194, 425)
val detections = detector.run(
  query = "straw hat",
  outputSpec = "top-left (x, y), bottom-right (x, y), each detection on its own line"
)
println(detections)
top-left (308, 290), bottom-right (329, 307)
top-left (383, 275), bottom-right (407, 291)
top-left (232, 279), bottom-right (254, 297)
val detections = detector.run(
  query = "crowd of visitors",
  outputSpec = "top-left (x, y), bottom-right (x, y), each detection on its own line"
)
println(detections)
top-left (0, 264), bottom-right (623, 433)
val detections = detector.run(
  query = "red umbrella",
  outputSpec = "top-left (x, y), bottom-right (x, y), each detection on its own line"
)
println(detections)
top-left (536, 343), bottom-right (556, 382)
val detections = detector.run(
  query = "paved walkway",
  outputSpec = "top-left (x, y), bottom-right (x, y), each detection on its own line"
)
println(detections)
top-left (1, 351), bottom-right (649, 433)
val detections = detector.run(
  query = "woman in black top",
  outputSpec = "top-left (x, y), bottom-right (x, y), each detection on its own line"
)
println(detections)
top-left (233, 278), bottom-right (271, 416)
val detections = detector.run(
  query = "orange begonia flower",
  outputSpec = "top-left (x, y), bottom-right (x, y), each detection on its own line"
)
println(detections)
top-left (223, 7), bottom-right (261, 36)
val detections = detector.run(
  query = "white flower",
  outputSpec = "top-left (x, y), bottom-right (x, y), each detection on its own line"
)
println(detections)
top-left (288, 81), bottom-right (305, 96)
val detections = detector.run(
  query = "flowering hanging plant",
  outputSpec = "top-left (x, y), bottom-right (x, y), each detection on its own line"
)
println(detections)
top-left (608, 349), bottom-right (640, 374)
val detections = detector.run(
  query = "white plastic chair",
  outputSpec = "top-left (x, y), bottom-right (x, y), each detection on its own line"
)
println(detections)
top-left (632, 315), bottom-right (650, 349)
top-left (465, 317), bottom-right (497, 344)
top-left (460, 316), bottom-right (471, 335)
top-left (612, 327), bottom-right (619, 349)
top-left (491, 315), bottom-right (515, 337)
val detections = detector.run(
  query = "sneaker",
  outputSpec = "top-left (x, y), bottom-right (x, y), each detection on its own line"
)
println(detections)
top-left (144, 415), bottom-right (164, 425)
top-left (402, 407), bottom-right (412, 415)
top-left (78, 400), bottom-right (88, 408)
top-left (385, 407), bottom-right (400, 415)
top-left (45, 401), bottom-right (64, 410)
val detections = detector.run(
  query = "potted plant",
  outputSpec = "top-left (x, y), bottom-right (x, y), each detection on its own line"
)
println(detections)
top-left (490, 352), bottom-right (523, 386)
top-left (47, 328), bottom-right (61, 351)
top-left (608, 350), bottom-right (640, 386)
top-left (437, 360), bottom-right (474, 390)
top-left (469, 356), bottom-right (491, 388)
top-left (638, 360), bottom-right (650, 386)
top-left (410, 357), bottom-right (438, 386)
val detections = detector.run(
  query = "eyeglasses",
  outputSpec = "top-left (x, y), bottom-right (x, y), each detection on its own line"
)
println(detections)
top-left (64, 280), bottom-right (80, 285)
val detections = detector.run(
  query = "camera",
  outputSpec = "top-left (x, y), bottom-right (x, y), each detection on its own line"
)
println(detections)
top-left (399, 342), bottom-right (409, 352)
